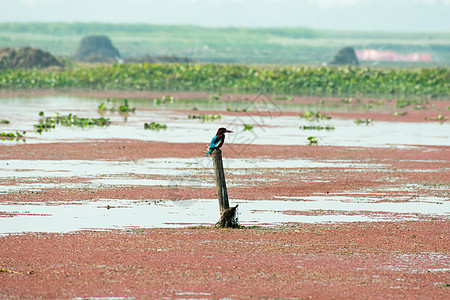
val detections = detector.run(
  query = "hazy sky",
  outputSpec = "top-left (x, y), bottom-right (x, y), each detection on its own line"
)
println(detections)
top-left (1, 0), bottom-right (449, 31)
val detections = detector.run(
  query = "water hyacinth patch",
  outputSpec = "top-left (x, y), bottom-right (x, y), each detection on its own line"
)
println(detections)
top-left (144, 122), bottom-right (167, 130)
top-left (34, 112), bottom-right (111, 134)
top-left (300, 125), bottom-right (335, 130)
top-left (354, 118), bottom-right (373, 125)
top-left (307, 136), bottom-right (319, 145)
top-left (98, 98), bottom-right (135, 113)
top-left (243, 124), bottom-right (254, 131)
top-left (1, 64), bottom-right (449, 99)
top-left (300, 111), bottom-right (332, 121)
top-left (0, 131), bottom-right (26, 141)
top-left (188, 114), bottom-right (222, 121)
top-left (153, 95), bottom-right (174, 106)
top-left (424, 115), bottom-right (447, 122)
top-left (226, 108), bottom-right (252, 112)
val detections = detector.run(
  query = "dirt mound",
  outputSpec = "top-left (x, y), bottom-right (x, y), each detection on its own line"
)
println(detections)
top-left (330, 47), bottom-right (359, 65)
top-left (125, 54), bottom-right (196, 64)
top-left (72, 35), bottom-right (121, 63)
top-left (0, 47), bottom-right (63, 69)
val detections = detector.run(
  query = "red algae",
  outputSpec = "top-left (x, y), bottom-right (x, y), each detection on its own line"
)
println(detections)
top-left (0, 222), bottom-right (449, 299)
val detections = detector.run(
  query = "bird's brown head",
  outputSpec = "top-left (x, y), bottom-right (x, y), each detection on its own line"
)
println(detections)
top-left (216, 127), bottom-right (233, 135)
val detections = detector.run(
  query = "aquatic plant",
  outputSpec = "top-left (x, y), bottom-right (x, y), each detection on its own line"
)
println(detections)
top-left (0, 119), bottom-right (10, 124)
top-left (341, 98), bottom-right (362, 104)
top-left (97, 102), bottom-right (107, 111)
top-left (226, 108), bottom-right (252, 112)
top-left (153, 95), bottom-right (174, 105)
top-left (396, 99), bottom-right (428, 109)
top-left (300, 125), bottom-right (334, 130)
top-left (300, 111), bottom-right (331, 121)
top-left (118, 99), bottom-right (135, 113)
top-left (144, 122), bottom-right (167, 130)
top-left (0, 131), bottom-right (26, 141)
top-left (272, 95), bottom-right (293, 101)
top-left (243, 124), bottom-right (254, 131)
top-left (34, 112), bottom-right (111, 134)
top-left (354, 118), bottom-right (373, 125)
top-left (424, 115), bottom-right (447, 121)
top-left (209, 93), bottom-right (222, 100)
top-left (188, 114), bottom-right (222, 121)
top-left (307, 136), bottom-right (319, 145)
top-left (98, 98), bottom-right (135, 113)
top-left (1, 64), bottom-right (449, 99)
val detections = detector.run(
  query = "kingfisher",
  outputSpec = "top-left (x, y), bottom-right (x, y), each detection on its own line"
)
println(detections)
top-left (206, 127), bottom-right (233, 157)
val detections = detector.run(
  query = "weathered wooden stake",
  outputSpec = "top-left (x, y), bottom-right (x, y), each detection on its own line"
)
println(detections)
top-left (211, 149), bottom-right (239, 228)
top-left (212, 148), bottom-right (229, 212)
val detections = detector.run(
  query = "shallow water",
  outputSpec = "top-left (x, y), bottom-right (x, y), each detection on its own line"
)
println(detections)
top-left (1, 96), bottom-right (448, 235)
top-left (1, 96), bottom-right (448, 147)
top-left (0, 157), bottom-right (386, 193)
top-left (1, 197), bottom-right (447, 235)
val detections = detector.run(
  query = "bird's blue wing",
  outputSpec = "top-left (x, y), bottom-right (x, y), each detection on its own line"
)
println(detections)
top-left (209, 135), bottom-right (221, 148)
top-left (206, 135), bottom-right (220, 156)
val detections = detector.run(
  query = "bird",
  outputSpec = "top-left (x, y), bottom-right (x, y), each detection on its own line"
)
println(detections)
top-left (206, 127), bottom-right (233, 157)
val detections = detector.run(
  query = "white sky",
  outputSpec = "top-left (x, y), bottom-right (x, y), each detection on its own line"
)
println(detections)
top-left (1, 0), bottom-right (449, 31)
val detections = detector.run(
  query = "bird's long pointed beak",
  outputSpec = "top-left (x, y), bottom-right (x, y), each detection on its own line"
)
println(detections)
top-left (225, 130), bottom-right (233, 133)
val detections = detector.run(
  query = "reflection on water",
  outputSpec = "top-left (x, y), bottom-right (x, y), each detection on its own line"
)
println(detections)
top-left (1, 96), bottom-right (448, 147)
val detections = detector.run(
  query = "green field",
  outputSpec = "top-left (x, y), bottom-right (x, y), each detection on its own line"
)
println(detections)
top-left (1, 23), bottom-right (450, 66)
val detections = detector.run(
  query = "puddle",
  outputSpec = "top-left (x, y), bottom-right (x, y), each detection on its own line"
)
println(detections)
top-left (0, 198), bottom-right (447, 235)
top-left (1, 96), bottom-right (448, 147)
top-left (274, 196), bottom-right (449, 215)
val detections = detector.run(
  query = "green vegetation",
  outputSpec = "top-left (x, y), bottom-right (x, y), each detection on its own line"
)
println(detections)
top-left (0, 119), bottom-right (10, 124)
top-left (35, 112), bottom-right (111, 134)
top-left (300, 111), bottom-right (332, 121)
top-left (341, 98), bottom-right (362, 104)
top-left (424, 115), bottom-right (447, 121)
top-left (300, 125), bottom-right (334, 130)
top-left (0, 131), bottom-right (25, 140)
top-left (188, 114), bottom-right (222, 121)
top-left (354, 118), bottom-right (373, 125)
top-left (98, 98), bottom-right (135, 113)
top-left (307, 136), bottom-right (319, 145)
top-left (118, 99), bottom-right (135, 113)
top-left (243, 124), bottom-right (254, 131)
top-left (153, 95), bottom-right (174, 105)
top-left (396, 99), bottom-right (428, 109)
top-left (226, 108), bottom-right (252, 112)
top-left (144, 122), bottom-right (167, 130)
top-left (0, 64), bottom-right (449, 98)
top-left (209, 93), bottom-right (222, 100)
top-left (272, 95), bottom-right (293, 101)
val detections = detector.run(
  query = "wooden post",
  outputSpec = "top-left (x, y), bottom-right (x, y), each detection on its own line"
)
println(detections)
top-left (211, 148), bottom-right (230, 212)
top-left (211, 148), bottom-right (239, 228)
